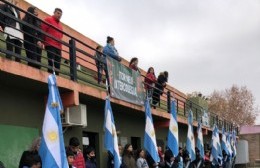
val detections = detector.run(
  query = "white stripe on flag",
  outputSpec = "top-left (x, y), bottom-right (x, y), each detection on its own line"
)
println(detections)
top-left (106, 109), bottom-right (113, 134)
top-left (42, 106), bottom-right (61, 167)
top-left (170, 115), bottom-right (178, 140)
top-left (145, 117), bottom-right (157, 151)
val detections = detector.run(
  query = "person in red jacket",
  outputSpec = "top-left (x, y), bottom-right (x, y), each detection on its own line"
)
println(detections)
top-left (41, 8), bottom-right (63, 75)
top-left (68, 137), bottom-right (86, 168)
top-left (144, 67), bottom-right (157, 100)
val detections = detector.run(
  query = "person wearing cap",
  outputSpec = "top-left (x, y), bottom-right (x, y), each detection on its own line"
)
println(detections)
top-left (68, 137), bottom-right (85, 168)
top-left (103, 36), bottom-right (122, 62)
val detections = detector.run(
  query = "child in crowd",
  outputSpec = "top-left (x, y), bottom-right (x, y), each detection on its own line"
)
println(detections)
top-left (136, 149), bottom-right (149, 168)
top-left (66, 148), bottom-right (75, 168)
top-left (85, 146), bottom-right (97, 168)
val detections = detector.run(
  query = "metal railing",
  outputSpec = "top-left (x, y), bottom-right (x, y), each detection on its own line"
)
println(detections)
top-left (0, 0), bottom-right (238, 132)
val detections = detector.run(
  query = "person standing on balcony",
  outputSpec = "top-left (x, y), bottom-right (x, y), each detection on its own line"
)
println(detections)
top-left (144, 67), bottom-right (157, 100)
top-left (41, 8), bottom-right (63, 75)
top-left (129, 57), bottom-right (140, 72)
top-left (95, 45), bottom-right (108, 84)
top-left (0, 0), bottom-right (23, 62)
top-left (152, 71), bottom-right (168, 109)
top-left (103, 36), bottom-right (122, 62)
top-left (22, 6), bottom-right (43, 69)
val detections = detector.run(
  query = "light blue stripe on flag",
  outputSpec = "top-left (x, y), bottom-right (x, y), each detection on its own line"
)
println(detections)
top-left (39, 75), bottom-right (68, 168)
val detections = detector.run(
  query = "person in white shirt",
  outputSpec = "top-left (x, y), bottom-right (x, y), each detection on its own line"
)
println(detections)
top-left (0, 0), bottom-right (23, 62)
top-left (136, 149), bottom-right (149, 168)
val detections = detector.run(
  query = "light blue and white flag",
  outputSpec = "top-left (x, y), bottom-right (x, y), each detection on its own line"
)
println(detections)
top-left (196, 121), bottom-right (204, 158)
top-left (144, 99), bottom-right (160, 163)
top-left (167, 100), bottom-right (179, 157)
top-left (226, 132), bottom-right (233, 156)
top-left (231, 130), bottom-right (237, 157)
top-left (221, 127), bottom-right (229, 156)
top-left (186, 110), bottom-right (196, 162)
top-left (104, 97), bottom-right (121, 168)
top-left (210, 125), bottom-right (222, 166)
top-left (39, 75), bottom-right (69, 168)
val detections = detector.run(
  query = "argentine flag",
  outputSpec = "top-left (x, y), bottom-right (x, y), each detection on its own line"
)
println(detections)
top-left (186, 110), bottom-right (196, 162)
top-left (104, 97), bottom-right (121, 168)
top-left (221, 127), bottom-right (229, 156)
top-left (196, 121), bottom-right (204, 158)
top-left (167, 100), bottom-right (179, 157)
top-left (210, 125), bottom-right (222, 166)
top-left (231, 130), bottom-right (237, 157)
top-left (226, 133), bottom-right (233, 156)
top-left (144, 99), bottom-right (160, 163)
top-left (39, 75), bottom-right (69, 168)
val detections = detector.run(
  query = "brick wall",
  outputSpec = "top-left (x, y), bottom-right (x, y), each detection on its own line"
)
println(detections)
top-left (240, 134), bottom-right (260, 162)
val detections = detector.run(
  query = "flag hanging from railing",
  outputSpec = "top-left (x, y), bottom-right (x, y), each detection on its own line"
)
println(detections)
top-left (39, 75), bottom-right (68, 168)
top-left (210, 125), bottom-right (223, 166)
top-left (221, 127), bottom-right (229, 156)
top-left (144, 99), bottom-right (160, 163)
top-left (196, 121), bottom-right (204, 158)
top-left (104, 97), bottom-right (121, 168)
top-left (167, 100), bottom-right (179, 157)
top-left (186, 110), bottom-right (196, 162)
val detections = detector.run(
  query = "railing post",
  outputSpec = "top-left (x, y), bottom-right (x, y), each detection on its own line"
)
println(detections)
top-left (69, 39), bottom-right (77, 81)
top-left (167, 91), bottom-right (171, 113)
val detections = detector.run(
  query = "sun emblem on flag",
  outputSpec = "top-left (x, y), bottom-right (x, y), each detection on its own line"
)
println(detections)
top-left (51, 102), bottom-right (58, 107)
top-left (171, 126), bottom-right (178, 133)
top-left (48, 131), bottom-right (58, 141)
top-left (112, 128), bottom-right (116, 137)
top-left (151, 130), bottom-right (155, 137)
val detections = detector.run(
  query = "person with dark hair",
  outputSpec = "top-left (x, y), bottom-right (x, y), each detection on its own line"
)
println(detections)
top-left (152, 71), bottom-right (169, 109)
top-left (103, 36), bottom-right (121, 62)
top-left (204, 150), bottom-right (211, 168)
top-left (66, 148), bottom-right (75, 168)
top-left (164, 149), bottom-right (178, 168)
top-left (22, 6), bottom-right (43, 69)
top-left (94, 45), bottom-right (109, 84)
top-left (122, 144), bottom-right (136, 168)
top-left (84, 146), bottom-right (97, 168)
top-left (175, 147), bottom-right (184, 168)
top-left (68, 137), bottom-right (85, 168)
top-left (136, 149), bottom-right (149, 168)
top-left (19, 137), bottom-right (41, 168)
top-left (145, 67), bottom-right (157, 100)
top-left (129, 57), bottom-right (139, 72)
top-left (41, 8), bottom-right (63, 75)
top-left (0, 0), bottom-right (23, 62)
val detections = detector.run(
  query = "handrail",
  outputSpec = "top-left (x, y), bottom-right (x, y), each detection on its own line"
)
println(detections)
top-left (0, 0), bottom-right (237, 131)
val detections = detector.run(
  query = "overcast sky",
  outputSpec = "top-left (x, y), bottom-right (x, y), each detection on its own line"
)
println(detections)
top-left (25, 0), bottom-right (260, 124)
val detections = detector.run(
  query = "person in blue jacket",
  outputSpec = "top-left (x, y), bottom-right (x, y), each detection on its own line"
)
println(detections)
top-left (103, 36), bottom-right (122, 62)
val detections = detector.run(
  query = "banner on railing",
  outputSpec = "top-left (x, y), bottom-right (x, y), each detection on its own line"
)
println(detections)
top-left (106, 57), bottom-right (145, 105)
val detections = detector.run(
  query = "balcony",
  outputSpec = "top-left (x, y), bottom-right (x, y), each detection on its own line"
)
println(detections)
top-left (0, 0), bottom-right (237, 132)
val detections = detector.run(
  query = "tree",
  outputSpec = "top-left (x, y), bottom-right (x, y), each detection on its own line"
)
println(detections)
top-left (208, 85), bottom-right (259, 126)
